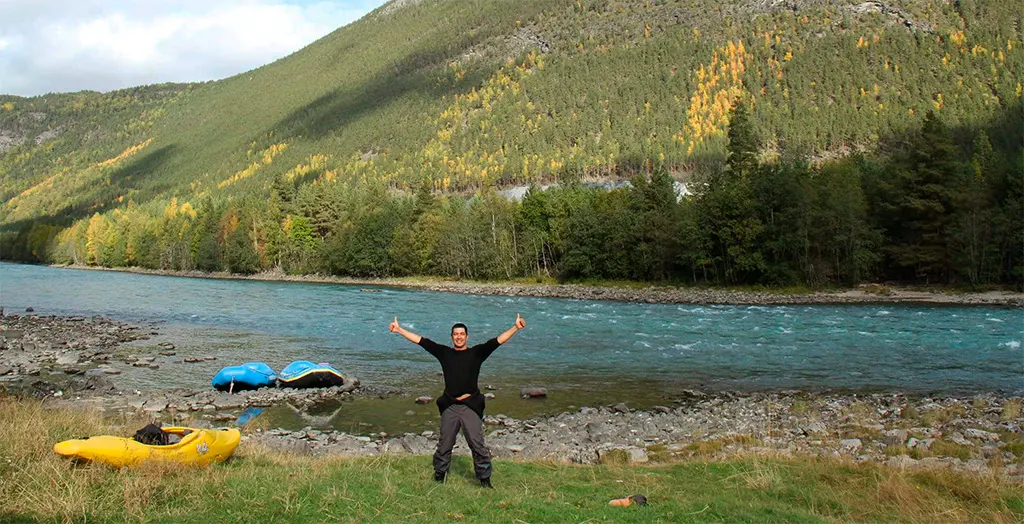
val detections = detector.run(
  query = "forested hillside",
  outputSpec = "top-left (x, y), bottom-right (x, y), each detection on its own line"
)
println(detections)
top-left (1, 0), bottom-right (1021, 287)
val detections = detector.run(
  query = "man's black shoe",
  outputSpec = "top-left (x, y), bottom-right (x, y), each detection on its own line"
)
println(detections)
top-left (434, 471), bottom-right (446, 483)
top-left (480, 477), bottom-right (493, 489)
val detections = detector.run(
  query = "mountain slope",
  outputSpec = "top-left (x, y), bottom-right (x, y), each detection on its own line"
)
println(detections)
top-left (0, 0), bottom-right (1020, 286)
top-left (2, 0), bottom-right (1021, 226)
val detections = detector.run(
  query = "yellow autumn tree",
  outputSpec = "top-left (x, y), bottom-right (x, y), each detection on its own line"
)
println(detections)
top-left (85, 213), bottom-right (111, 266)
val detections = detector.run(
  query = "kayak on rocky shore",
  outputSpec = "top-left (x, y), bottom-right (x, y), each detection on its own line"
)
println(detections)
top-left (278, 361), bottom-right (346, 389)
top-left (211, 362), bottom-right (277, 392)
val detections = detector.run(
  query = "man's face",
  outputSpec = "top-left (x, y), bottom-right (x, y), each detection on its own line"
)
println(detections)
top-left (451, 327), bottom-right (468, 349)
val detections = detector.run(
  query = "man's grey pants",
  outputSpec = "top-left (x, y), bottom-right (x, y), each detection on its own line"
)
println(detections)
top-left (434, 405), bottom-right (492, 479)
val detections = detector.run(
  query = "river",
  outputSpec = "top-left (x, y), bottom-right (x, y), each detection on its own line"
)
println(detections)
top-left (1, 262), bottom-right (1021, 405)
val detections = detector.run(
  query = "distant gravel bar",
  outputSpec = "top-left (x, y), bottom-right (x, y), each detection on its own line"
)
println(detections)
top-left (52, 264), bottom-right (1024, 307)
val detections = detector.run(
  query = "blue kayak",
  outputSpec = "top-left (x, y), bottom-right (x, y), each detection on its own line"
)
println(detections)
top-left (212, 362), bottom-right (277, 391)
top-left (278, 361), bottom-right (345, 389)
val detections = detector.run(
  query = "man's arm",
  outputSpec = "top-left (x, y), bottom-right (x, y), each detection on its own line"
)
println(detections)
top-left (389, 317), bottom-right (422, 344)
top-left (496, 313), bottom-right (527, 345)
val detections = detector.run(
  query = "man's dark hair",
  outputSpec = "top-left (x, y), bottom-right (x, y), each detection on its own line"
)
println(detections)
top-left (451, 323), bottom-right (468, 336)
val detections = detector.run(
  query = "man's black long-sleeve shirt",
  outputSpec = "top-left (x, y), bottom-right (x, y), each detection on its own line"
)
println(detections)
top-left (418, 337), bottom-right (502, 419)
top-left (418, 337), bottom-right (501, 397)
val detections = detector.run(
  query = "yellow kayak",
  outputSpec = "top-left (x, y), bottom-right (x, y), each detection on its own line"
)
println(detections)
top-left (54, 427), bottom-right (241, 467)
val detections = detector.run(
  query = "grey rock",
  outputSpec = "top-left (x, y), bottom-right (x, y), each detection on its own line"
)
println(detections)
top-left (395, 434), bottom-right (433, 455)
top-left (613, 403), bottom-right (630, 413)
top-left (143, 401), bottom-right (168, 413)
top-left (964, 459), bottom-right (989, 474)
top-left (883, 429), bottom-right (908, 446)
top-left (839, 438), bottom-right (863, 452)
top-left (801, 422), bottom-right (827, 436)
top-left (886, 455), bottom-right (919, 469)
top-left (965, 428), bottom-right (999, 442)
top-left (415, 396), bottom-right (433, 404)
top-left (55, 353), bottom-right (79, 365)
top-left (627, 447), bottom-right (649, 463)
top-left (947, 432), bottom-right (971, 446)
top-left (520, 387), bottom-right (547, 398)
top-left (261, 436), bottom-right (313, 456)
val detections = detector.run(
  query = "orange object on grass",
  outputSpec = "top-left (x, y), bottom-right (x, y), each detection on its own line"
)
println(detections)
top-left (609, 494), bottom-right (648, 507)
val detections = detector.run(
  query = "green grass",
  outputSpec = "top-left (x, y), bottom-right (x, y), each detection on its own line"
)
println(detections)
top-left (2, 397), bottom-right (1022, 523)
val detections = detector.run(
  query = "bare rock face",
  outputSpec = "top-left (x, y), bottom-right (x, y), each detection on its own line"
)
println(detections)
top-left (0, 129), bottom-right (26, 155)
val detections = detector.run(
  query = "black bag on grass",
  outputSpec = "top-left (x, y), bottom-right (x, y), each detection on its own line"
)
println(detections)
top-left (133, 423), bottom-right (168, 445)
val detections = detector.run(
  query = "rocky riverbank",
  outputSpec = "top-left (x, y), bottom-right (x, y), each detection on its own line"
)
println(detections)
top-left (0, 313), bottom-right (392, 403)
top-left (52, 264), bottom-right (1024, 306)
top-left (249, 391), bottom-right (1024, 480)
top-left (3, 313), bottom-right (1022, 480)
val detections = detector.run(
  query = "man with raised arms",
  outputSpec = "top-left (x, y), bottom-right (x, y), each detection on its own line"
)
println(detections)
top-left (389, 314), bottom-right (526, 489)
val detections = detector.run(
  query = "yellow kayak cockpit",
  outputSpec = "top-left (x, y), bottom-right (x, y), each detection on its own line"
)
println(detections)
top-left (54, 426), bottom-right (241, 467)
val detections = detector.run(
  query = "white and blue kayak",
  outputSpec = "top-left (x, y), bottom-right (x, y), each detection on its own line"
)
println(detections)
top-left (211, 362), bottom-right (277, 391)
top-left (278, 361), bottom-right (345, 389)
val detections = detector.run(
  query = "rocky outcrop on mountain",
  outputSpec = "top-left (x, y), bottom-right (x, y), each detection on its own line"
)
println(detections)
top-left (0, 128), bottom-right (26, 155)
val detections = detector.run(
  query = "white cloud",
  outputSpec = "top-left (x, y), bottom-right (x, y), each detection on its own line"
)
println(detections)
top-left (0, 0), bottom-right (389, 96)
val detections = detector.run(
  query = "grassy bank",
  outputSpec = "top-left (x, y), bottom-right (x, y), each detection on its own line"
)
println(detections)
top-left (1, 397), bottom-right (1021, 523)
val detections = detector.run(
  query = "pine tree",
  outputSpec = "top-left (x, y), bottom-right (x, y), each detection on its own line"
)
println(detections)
top-left (885, 111), bottom-right (961, 283)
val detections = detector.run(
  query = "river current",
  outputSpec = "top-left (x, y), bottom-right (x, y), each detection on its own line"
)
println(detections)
top-left (1, 262), bottom-right (1021, 400)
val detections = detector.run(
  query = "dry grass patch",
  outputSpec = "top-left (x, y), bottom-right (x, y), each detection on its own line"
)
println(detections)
top-left (841, 424), bottom-right (883, 440)
top-left (1001, 399), bottom-right (1021, 422)
top-left (684, 434), bottom-right (762, 457)
top-left (928, 439), bottom-right (975, 461)
top-left (846, 401), bottom-right (877, 421)
top-left (727, 459), bottom-right (786, 491)
top-left (922, 404), bottom-right (966, 427)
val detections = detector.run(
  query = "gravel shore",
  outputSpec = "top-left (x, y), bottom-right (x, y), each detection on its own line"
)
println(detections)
top-left (52, 264), bottom-right (1024, 307)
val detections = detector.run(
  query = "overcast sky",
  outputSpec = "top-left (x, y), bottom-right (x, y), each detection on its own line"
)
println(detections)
top-left (0, 0), bottom-right (389, 97)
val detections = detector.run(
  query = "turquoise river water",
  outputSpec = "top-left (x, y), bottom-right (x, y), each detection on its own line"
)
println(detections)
top-left (0, 262), bottom-right (1021, 403)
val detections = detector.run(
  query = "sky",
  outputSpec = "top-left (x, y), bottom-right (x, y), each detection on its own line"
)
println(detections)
top-left (0, 0), bottom-right (390, 97)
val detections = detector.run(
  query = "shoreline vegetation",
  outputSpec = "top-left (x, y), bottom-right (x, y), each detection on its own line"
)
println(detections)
top-left (45, 263), bottom-right (1024, 307)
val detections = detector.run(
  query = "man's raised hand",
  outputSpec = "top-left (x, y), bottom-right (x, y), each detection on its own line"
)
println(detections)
top-left (389, 317), bottom-right (400, 333)
top-left (515, 313), bottom-right (526, 329)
